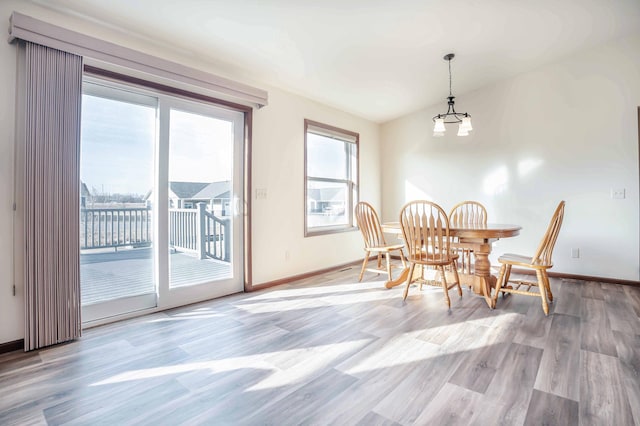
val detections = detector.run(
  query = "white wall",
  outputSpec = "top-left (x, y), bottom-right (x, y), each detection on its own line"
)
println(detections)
top-left (381, 34), bottom-right (640, 281)
top-left (252, 89), bottom-right (380, 284)
top-left (0, 1), bottom-right (380, 344)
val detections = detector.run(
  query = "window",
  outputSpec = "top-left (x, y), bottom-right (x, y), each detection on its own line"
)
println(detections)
top-left (304, 119), bottom-right (359, 236)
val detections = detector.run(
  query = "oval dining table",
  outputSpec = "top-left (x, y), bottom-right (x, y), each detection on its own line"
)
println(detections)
top-left (381, 222), bottom-right (522, 308)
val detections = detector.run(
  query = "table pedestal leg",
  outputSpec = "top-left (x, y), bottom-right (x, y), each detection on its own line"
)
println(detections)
top-left (472, 245), bottom-right (495, 308)
top-left (385, 267), bottom-right (409, 289)
top-left (385, 264), bottom-right (425, 289)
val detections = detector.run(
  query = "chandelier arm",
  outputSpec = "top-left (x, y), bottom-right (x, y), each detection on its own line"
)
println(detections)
top-left (431, 112), bottom-right (471, 123)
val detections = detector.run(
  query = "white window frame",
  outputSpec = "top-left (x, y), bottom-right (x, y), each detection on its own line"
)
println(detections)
top-left (304, 119), bottom-right (359, 237)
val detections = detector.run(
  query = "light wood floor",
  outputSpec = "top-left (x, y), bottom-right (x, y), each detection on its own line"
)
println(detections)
top-left (1, 266), bottom-right (639, 425)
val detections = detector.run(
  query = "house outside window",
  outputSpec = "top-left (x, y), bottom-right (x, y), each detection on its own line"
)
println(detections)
top-left (304, 119), bottom-right (359, 236)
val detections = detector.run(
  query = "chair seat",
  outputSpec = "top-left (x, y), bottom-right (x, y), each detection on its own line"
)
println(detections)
top-left (498, 253), bottom-right (553, 269)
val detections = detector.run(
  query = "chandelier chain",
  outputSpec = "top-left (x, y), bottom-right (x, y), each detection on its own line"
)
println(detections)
top-left (448, 58), bottom-right (452, 97)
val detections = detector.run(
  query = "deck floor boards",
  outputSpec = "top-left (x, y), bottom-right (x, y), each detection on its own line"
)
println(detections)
top-left (81, 248), bottom-right (231, 305)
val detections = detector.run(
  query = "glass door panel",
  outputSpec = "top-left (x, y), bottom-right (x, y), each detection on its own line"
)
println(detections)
top-left (80, 82), bottom-right (158, 322)
top-left (167, 107), bottom-right (235, 288)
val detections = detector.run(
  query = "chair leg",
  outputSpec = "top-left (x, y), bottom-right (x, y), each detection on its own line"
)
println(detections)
top-left (536, 269), bottom-right (550, 315)
top-left (492, 263), bottom-right (507, 307)
top-left (452, 260), bottom-right (462, 297)
top-left (503, 265), bottom-right (513, 296)
top-left (358, 252), bottom-right (370, 282)
top-left (403, 263), bottom-right (416, 301)
top-left (543, 271), bottom-right (553, 302)
top-left (399, 249), bottom-right (407, 268)
top-left (465, 250), bottom-right (471, 275)
top-left (438, 266), bottom-right (451, 308)
top-left (377, 253), bottom-right (382, 270)
top-left (385, 252), bottom-right (392, 281)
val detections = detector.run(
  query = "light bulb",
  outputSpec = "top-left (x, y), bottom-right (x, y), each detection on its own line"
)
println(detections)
top-left (433, 118), bottom-right (446, 133)
top-left (457, 124), bottom-right (469, 136)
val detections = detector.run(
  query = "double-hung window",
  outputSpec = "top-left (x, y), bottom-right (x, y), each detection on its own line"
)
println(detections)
top-left (304, 119), bottom-right (359, 236)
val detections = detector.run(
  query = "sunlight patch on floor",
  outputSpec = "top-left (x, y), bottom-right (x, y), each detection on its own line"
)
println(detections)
top-left (237, 287), bottom-right (399, 313)
top-left (247, 338), bottom-right (372, 391)
top-left (338, 333), bottom-right (441, 376)
top-left (90, 339), bottom-right (371, 389)
top-left (243, 280), bottom-right (386, 301)
top-left (148, 312), bottom-right (227, 322)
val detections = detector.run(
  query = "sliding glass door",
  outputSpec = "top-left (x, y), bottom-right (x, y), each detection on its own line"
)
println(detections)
top-left (80, 79), bottom-right (244, 323)
top-left (79, 84), bottom-right (158, 322)
top-left (160, 100), bottom-right (244, 307)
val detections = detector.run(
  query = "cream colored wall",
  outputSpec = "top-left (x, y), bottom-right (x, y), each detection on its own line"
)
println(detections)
top-left (0, 1), bottom-right (380, 344)
top-left (251, 89), bottom-right (379, 284)
top-left (381, 34), bottom-right (640, 281)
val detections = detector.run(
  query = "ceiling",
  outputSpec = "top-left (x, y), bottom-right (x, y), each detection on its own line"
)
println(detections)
top-left (29, 0), bottom-right (640, 123)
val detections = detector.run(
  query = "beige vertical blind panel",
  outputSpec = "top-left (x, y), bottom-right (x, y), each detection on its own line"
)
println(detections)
top-left (23, 42), bottom-right (82, 351)
top-left (8, 12), bottom-right (268, 108)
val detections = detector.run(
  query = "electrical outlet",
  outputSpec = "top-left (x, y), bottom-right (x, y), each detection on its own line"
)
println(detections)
top-left (285, 250), bottom-right (290, 261)
top-left (571, 248), bottom-right (580, 259)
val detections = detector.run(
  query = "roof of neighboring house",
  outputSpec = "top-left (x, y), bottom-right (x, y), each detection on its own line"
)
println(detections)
top-left (308, 188), bottom-right (343, 202)
top-left (145, 181), bottom-right (232, 201)
top-left (169, 182), bottom-right (210, 199)
top-left (80, 182), bottom-right (91, 197)
top-left (193, 181), bottom-right (231, 199)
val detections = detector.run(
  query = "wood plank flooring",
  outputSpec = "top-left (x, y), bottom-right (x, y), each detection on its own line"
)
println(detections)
top-left (1, 267), bottom-right (639, 425)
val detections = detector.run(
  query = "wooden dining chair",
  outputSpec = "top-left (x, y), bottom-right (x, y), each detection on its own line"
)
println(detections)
top-left (491, 201), bottom-right (566, 315)
top-left (355, 202), bottom-right (406, 282)
top-left (399, 200), bottom-right (462, 307)
top-left (448, 201), bottom-right (488, 275)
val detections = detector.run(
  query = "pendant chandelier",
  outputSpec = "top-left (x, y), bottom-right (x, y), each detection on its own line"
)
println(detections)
top-left (433, 53), bottom-right (472, 137)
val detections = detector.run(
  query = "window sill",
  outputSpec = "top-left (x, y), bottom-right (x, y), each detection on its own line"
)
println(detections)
top-left (305, 226), bottom-right (358, 237)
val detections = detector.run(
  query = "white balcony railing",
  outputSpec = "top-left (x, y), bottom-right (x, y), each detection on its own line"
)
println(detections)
top-left (81, 203), bottom-right (230, 262)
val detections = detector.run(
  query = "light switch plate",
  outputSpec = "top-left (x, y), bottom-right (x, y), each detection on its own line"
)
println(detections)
top-left (611, 188), bottom-right (626, 199)
top-left (255, 188), bottom-right (267, 200)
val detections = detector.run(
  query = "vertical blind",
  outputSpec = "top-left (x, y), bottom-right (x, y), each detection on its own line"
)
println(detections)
top-left (23, 42), bottom-right (83, 351)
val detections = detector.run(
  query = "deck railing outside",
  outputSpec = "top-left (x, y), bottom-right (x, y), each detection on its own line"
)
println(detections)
top-left (81, 207), bottom-right (152, 250)
top-left (81, 204), bottom-right (230, 262)
top-left (203, 208), bottom-right (231, 261)
top-left (169, 204), bottom-right (230, 261)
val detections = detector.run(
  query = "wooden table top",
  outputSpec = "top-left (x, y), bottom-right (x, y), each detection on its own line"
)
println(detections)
top-left (381, 222), bottom-right (522, 239)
